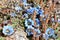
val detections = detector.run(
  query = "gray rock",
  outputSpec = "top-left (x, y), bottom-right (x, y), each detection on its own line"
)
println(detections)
top-left (6, 28), bottom-right (29, 40)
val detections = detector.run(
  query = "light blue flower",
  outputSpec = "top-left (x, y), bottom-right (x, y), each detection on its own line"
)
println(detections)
top-left (22, 13), bottom-right (28, 18)
top-left (51, 18), bottom-right (54, 22)
top-left (35, 8), bottom-right (39, 11)
top-left (3, 25), bottom-right (14, 36)
top-left (26, 22), bottom-right (34, 36)
top-left (25, 19), bottom-right (34, 28)
top-left (35, 18), bottom-right (40, 27)
top-left (43, 34), bottom-right (49, 40)
top-left (25, 19), bottom-right (34, 36)
top-left (38, 9), bottom-right (44, 16)
top-left (15, 6), bottom-right (22, 12)
top-left (27, 25), bottom-right (34, 29)
top-left (43, 34), bottom-right (57, 40)
top-left (43, 18), bottom-right (46, 21)
top-left (43, 28), bottom-right (56, 40)
top-left (45, 28), bottom-right (55, 37)
top-left (34, 29), bottom-right (41, 37)
top-left (26, 28), bottom-right (34, 36)
top-left (58, 19), bottom-right (60, 23)
top-left (10, 12), bottom-right (17, 17)
top-left (34, 7), bottom-right (39, 14)
top-left (35, 5), bottom-right (41, 14)
top-left (26, 8), bottom-right (35, 14)
top-left (23, 2), bottom-right (31, 7)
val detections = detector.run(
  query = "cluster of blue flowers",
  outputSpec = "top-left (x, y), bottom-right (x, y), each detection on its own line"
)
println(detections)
top-left (25, 6), bottom-right (44, 15)
top-left (23, 4), bottom-right (43, 37)
top-left (22, 0), bottom-right (57, 39)
top-left (25, 18), bottom-right (41, 37)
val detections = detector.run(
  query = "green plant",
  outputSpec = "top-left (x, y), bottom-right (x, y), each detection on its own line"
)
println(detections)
top-left (0, 37), bottom-right (5, 40)
top-left (56, 38), bottom-right (60, 40)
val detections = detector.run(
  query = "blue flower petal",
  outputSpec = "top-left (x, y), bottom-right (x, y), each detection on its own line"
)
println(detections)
top-left (25, 19), bottom-right (34, 28)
